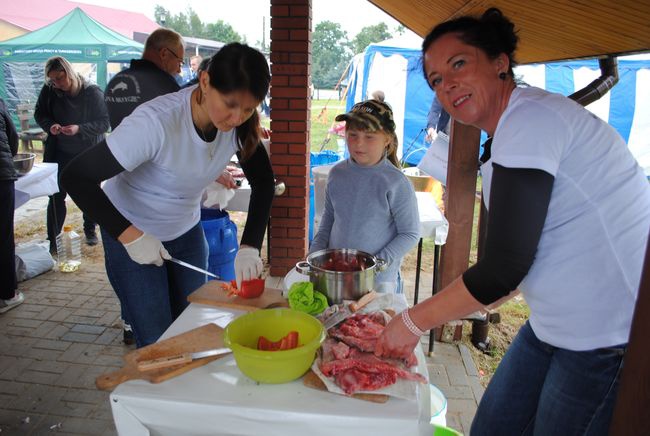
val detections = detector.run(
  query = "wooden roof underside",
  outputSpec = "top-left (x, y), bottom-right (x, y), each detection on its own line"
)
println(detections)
top-left (369, 0), bottom-right (650, 64)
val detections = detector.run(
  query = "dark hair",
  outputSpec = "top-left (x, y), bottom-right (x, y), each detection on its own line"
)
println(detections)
top-left (421, 8), bottom-right (519, 84)
top-left (207, 43), bottom-right (270, 161)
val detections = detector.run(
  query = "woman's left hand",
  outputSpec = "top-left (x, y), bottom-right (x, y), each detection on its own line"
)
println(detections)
top-left (374, 311), bottom-right (421, 360)
top-left (60, 124), bottom-right (79, 136)
top-left (234, 246), bottom-right (263, 289)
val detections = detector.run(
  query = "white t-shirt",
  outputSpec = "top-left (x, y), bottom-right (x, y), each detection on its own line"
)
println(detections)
top-left (481, 86), bottom-right (650, 350)
top-left (103, 87), bottom-right (239, 241)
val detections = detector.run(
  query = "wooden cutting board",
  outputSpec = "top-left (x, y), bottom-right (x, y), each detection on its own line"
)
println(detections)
top-left (96, 323), bottom-right (230, 391)
top-left (187, 280), bottom-right (289, 311)
top-left (303, 370), bottom-right (389, 403)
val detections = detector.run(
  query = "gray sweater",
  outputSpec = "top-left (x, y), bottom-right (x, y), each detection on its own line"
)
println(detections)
top-left (310, 158), bottom-right (420, 290)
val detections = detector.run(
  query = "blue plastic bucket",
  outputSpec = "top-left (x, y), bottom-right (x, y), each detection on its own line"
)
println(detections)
top-left (200, 209), bottom-right (238, 281)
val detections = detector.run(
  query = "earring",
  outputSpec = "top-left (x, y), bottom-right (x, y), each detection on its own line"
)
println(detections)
top-left (499, 72), bottom-right (507, 80)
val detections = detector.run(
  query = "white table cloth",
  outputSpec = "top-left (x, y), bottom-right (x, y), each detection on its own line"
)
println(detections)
top-left (110, 302), bottom-right (433, 436)
top-left (14, 162), bottom-right (58, 209)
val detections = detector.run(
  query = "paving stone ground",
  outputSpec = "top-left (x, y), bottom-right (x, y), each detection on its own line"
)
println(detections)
top-left (4, 200), bottom-right (480, 435)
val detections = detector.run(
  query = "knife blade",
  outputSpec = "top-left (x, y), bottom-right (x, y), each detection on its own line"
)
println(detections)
top-left (167, 257), bottom-right (220, 279)
top-left (137, 347), bottom-right (231, 371)
top-left (323, 291), bottom-right (377, 330)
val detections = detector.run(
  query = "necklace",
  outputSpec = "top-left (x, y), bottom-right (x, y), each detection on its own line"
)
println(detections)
top-left (193, 89), bottom-right (217, 159)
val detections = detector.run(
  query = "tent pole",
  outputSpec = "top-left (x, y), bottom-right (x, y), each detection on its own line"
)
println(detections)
top-left (97, 62), bottom-right (107, 90)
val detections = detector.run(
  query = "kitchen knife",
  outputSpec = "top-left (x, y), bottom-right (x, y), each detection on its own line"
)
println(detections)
top-left (323, 291), bottom-right (377, 330)
top-left (137, 347), bottom-right (231, 371)
top-left (167, 257), bottom-right (220, 279)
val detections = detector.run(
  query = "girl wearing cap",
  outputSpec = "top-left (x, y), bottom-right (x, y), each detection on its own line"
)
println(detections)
top-left (310, 99), bottom-right (420, 293)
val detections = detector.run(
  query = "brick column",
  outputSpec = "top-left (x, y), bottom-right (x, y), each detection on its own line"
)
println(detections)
top-left (268, 0), bottom-right (311, 276)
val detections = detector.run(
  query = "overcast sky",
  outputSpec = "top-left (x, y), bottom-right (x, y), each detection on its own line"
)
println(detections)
top-left (76, 0), bottom-right (416, 45)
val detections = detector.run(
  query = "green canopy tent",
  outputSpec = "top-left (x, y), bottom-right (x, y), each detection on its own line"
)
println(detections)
top-left (0, 7), bottom-right (143, 125)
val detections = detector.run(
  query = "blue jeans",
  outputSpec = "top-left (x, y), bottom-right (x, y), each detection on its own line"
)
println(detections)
top-left (471, 321), bottom-right (625, 436)
top-left (101, 223), bottom-right (209, 348)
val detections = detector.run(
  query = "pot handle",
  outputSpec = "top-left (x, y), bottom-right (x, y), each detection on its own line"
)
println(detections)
top-left (295, 261), bottom-right (311, 275)
top-left (375, 258), bottom-right (387, 272)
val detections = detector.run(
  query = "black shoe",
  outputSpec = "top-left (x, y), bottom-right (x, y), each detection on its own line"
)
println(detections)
top-left (123, 325), bottom-right (135, 345)
top-left (85, 231), bottom-right (98, 246)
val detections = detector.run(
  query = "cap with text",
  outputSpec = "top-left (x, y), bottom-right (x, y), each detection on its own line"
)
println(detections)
top-left (335, 99), bottom-right (396, 133)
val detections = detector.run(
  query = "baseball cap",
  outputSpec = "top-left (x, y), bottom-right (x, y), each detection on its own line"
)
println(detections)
top-left (335, 99), bottom-right (396, 133)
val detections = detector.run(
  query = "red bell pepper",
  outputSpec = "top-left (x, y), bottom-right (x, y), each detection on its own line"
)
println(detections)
top-left (220, 279), bottom-right (265, 299)
top-left (257, 331), bottom-right (300, 351)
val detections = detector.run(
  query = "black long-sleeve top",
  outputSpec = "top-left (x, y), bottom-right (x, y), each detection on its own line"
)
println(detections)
top-left (462, 163), bottom-right (555, 305)
top-left (34, 79), bottom-right (109, 158)
top-left (0, 98), bottom-right (19, 181)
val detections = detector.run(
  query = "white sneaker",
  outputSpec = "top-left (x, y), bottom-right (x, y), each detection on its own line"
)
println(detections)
top-left (0, 291), bottom-right (25, 314)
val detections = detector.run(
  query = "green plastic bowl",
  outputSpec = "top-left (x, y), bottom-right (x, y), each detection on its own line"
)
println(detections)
top-left (223, 308), bottom-right (325, 384)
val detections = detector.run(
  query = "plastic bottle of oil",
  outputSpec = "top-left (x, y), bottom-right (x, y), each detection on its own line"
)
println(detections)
top-left (56, 225), bottom-right (81, 272)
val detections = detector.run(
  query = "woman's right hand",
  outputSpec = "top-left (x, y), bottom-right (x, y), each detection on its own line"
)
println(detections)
top-left (50, 124), bottom-right (62, 135)
top-left (374, 311), bottom-right (421, 360)
top-left (119, 227), bottom-right (170, 266)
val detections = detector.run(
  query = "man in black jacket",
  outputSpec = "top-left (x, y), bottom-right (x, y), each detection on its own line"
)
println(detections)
top-left (0, 97), bottom-right (23, 313)
top-left (105, 28), bottom-right (183, 129)
top-left (104, 28), bottom-right (184, 344)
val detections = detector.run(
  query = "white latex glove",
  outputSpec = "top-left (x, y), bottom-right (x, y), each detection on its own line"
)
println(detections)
top-left (235, 246), bottom-right (263, 288)
top-left (123, 233), bottom-right (171, 266)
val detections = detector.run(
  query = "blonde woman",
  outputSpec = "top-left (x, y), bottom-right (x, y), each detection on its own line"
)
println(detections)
top-left (34, 56), bottom-right (109, 249)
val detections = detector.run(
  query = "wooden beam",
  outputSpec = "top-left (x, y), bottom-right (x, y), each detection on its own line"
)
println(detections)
top-left (439, 120), bottom-right (481, 288)
top-left (609, 231), bottom-right (650, 435)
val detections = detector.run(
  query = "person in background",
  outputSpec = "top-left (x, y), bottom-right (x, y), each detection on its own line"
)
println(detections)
top-left (310, 100), bottom-right (420, 294)
top-left (34, 56), bottom-right (109, 251)
top-left (105, 28), bottom-right (183, 129)
top-left (104, 28), bottom-right (184, 345)
top-left (61, 43), bottom-right (275, 348)
top-left (182, 56), bottom-right (211, 89)
top-left (189, 55), bottom-right (203, 80)
top-left (424, 93), bottom-right (450, 142)
top-left (0, 97), bottom-right (23, 313)
top-left (375, 9), bottom-right (650, 435)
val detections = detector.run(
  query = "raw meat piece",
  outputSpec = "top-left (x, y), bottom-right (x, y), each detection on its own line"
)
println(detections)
top-left (317, 313), bottom-right (426, 395)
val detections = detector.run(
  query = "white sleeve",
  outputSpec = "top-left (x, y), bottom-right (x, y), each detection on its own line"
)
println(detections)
top-left (492, 99), bottom-right (570, 177)
top-left (105, 107), bottom-right (164, 172)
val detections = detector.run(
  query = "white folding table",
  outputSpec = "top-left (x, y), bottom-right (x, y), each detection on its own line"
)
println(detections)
top-left (109, 300), bottom-right (433, 436)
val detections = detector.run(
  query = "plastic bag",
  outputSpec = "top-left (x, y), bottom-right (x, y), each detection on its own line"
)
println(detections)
top-left (15, 241), bottom-right (55, 282)
top-left (202, 182), bottom-right (235, 209)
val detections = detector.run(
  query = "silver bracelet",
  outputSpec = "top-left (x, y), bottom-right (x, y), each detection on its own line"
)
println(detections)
top-left (401, 309), bottom-right (426, 337)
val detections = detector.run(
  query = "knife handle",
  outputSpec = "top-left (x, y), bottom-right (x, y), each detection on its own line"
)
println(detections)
top-left (350, 291), bottom-right (377, 312)
top-left (137, 353), bottom-right (192, 371)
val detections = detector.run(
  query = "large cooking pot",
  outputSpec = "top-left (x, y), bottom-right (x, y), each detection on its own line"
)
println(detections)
top-left (295, 248), bottom-right (386, 304)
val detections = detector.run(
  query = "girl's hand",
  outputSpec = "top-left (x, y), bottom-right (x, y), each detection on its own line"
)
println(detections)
top-left (50, 124), bottom-right (62, 135)
top-left (374, 311), bottom-right (421, 360)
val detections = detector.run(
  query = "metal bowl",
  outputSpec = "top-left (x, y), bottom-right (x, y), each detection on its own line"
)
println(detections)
top-left (295, 248), bottom-right (386, 304)
top-left (13, 153), bottom-right (36, 176)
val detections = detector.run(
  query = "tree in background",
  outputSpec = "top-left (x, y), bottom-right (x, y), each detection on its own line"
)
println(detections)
top-left (205, 21), bottom-right (244, 43)
top-left (350, 23), bottom-right (392, 55)
top-left (312, 21), bottom-right (351, 89)
top-left (154, 5), bottom-right (244, 43)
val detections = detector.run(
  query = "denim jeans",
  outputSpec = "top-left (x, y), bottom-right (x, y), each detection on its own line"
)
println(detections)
top-left (101, 223), bottom-right (209, 347)
top-left (471, 321), bottom-right (625, 436)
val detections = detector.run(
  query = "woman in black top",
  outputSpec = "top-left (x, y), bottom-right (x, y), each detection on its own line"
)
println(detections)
top-left (34, 56), bottom-right (109, 250)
